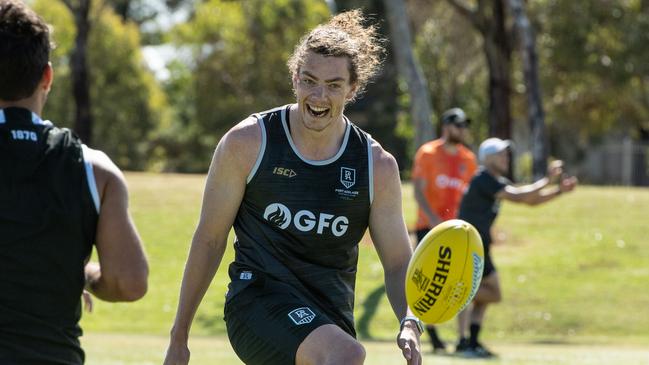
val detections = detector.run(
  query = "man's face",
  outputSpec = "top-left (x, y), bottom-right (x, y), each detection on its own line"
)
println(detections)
top-left (292, 51), bottom-right (357, 132)
top-left (486, 149), bottom-right (509, 175)
top-left (445, 123), bottom-right (469, 144)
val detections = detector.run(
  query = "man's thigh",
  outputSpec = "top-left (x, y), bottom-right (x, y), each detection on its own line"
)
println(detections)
top-left (295, 324), bottom-right (364, 365)
top-left (225, 284), bottom-right (334, 365)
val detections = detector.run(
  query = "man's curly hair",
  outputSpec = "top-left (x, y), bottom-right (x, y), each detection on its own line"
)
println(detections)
top-left (287, 9), bottom-right (385, 100)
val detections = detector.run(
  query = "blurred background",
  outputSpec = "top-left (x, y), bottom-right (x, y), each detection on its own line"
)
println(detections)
top-left (32, 0), bottom-right (649, 185)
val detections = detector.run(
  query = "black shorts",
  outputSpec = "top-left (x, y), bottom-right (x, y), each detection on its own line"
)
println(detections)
top-left (224, 274), bottom-right (334, 365)
top-left (419, 228), bottom-right (496, 277)
top-left (483, 248), bottom-right (496, 277)
top-left (415, 228), bottom-right (431, 244)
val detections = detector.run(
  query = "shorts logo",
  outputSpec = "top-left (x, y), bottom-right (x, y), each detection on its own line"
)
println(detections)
top-left (263, 203), bottom-right (291, 229)
top-left (288, 307), bottom-right (316, 325)
top-left (340, 167), bottom-right (356, 189)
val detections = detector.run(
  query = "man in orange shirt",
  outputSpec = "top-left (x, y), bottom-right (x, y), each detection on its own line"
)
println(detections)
top-left (411, 107), bottom-right (478, 352)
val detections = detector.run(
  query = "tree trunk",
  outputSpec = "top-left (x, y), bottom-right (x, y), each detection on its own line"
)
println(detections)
top-left (447, 0), bottom-right (514, 177)
top-left (508, 0), bottom-right (547, 179)
top-left (446, 0), bottom-right (512, 140)
top-left (482, 0), bottom-right (512, 140)
top-left (383, 0), bottom-right (435, 148)
top-left (64, 0), bottom-right (94, 144)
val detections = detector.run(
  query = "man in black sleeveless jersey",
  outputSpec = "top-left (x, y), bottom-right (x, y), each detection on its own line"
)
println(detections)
top-left (456, 138), bottom-right (577, 358)
top-left (165, 9), bottom-right (422, 365)
top-left (0, 1), bottom-right (149, 364)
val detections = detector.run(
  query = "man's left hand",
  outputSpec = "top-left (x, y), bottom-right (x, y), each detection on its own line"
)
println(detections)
top-left (397, 326), bottom-right (422, 365)
top-left (82, 290), bottom-right (93, 313)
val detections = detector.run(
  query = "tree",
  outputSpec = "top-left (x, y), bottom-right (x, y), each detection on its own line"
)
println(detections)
top-left (411, 2), bottom-right (488, 140)
top-left (446, 0), bottom-right (513, 140)
top-left (164, 0), bottom-right (330, 172)
top-left (37, 0), bottom-right (170, 170)
top-left (383, 0), bottom-right (435, 148)
top-left (60, 0), bottom-right (94, 144)
top-left (508, 0), bottom-right (546, 178)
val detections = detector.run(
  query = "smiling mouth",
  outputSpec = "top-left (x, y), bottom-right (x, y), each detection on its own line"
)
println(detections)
top-left (306, 104), bottom-right (330, 118)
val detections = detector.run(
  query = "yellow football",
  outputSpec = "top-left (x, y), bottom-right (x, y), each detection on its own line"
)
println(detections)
top-left (405, 219), bottom-right (484, 324)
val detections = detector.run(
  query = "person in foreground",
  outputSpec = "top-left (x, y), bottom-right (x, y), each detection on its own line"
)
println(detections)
top-left (0, 1), bottom-right (149, 363)
top-left (164, 9), bottom-right (422, 365)
top-left (412, 107), bottom-right (477, 352)
top-left (455, 138), bottom-right (578, 358)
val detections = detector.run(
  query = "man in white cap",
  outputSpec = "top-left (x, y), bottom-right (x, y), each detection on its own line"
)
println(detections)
top-left (454, 138), bottom-right (577, 358)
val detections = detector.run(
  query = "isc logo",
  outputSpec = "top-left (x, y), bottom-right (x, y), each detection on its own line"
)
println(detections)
top-left (263, 203), bottom-right (349, 237)
top-left (273, 167), bottom-right (297, 178)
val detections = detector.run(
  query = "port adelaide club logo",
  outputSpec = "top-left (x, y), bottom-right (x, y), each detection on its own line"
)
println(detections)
top-left (336, 167), bottom-right (359, 200)
top-left (288, 307), bottom-right (316, 325)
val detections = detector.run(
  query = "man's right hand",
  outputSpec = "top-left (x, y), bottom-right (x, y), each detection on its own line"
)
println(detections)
top-left (163, 342), bottom-right (190, 365)
top-left (559, 176), bottom-right (578, 193)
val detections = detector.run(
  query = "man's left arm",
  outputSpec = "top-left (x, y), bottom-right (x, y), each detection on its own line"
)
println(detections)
top-left (368, 143), bottom-right (422, 365)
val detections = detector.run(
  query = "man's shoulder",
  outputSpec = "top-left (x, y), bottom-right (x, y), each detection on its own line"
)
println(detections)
top-left (416, 139), bottom-right (444, 155)
top-left (371, 140), bottom-right (399, 176)
top-left (254, 104), bottom-right (289, 122)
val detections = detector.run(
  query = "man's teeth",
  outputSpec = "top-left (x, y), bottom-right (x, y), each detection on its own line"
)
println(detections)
top-left (310, 105), bottom-right (328, 112)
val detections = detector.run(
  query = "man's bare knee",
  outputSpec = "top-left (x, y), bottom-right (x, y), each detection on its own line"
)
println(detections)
top-left (296, 325), bottom-right (365, 365)
top-left (336, 341), bottom-right (365, 365)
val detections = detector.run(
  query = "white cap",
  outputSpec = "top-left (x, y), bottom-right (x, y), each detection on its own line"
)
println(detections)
top-left (478, 138), bottom-right (511, 162)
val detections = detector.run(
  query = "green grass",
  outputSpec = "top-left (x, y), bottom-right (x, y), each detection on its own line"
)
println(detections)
top-left (81, 173), bottom-right (649, 347)
top-left (81, 333), bottom-right (649, 365)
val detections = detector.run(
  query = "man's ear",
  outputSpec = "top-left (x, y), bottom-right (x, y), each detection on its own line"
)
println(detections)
top-left (346, 82), bottom-right (358, 101)
top-left (41, 63), bottom-right (53, 93)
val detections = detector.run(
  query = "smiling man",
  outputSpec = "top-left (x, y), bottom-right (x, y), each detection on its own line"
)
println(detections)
top-left (163, 9), bottom-right (422, 365)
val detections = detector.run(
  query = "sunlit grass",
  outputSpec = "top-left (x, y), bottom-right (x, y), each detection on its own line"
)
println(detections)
top-left (81, 173), bottom-right (649, 349)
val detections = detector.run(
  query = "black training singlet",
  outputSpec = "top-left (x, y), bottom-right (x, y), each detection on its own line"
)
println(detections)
top-left (228, 105), bottom-right (374, 336)
top-left (0, 107), bottom-right (98, 364)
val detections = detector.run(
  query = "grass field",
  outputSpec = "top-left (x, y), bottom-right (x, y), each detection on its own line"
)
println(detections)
top-left (79, 172), bottom-right (649, 363)
top-left (81, 333), bottom-right (649, 365)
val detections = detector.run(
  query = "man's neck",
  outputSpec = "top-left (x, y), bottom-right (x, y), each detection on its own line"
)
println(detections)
top-left (485, 165), bottom-right (502, 178)
top-left (0, 97), bottom-right (42, 116)
top-left (441, 137), bottom-right (459, 155)
top-left (289, 105), bottom-right (347, 161)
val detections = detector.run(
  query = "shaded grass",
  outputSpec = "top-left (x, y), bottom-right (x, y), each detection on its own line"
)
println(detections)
top-left (81, 173), bottom-right (649, 347)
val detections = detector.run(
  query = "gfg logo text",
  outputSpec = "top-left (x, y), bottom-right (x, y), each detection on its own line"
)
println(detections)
top-left (263, 203), bottom-right (349, 237)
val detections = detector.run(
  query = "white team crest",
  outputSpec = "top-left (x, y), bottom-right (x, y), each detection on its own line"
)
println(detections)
top-left (340, 167), bottom-right (356, 189)
top-left (288, 307), bottom-right (316, 325)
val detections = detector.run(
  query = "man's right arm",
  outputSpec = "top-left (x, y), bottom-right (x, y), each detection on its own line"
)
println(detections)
top-left (412, 178), bottom-right (441, 228)
top-left (84, 149), bottom-right (148, 302)
top-left (411, 148), bottom-right (441, 228)
top-left (164, 117), bottom-right (261, 365)
top-left (496, 161), bottom-right (577, 205)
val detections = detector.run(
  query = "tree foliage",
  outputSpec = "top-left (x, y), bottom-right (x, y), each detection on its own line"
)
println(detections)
top-left (158, 0), bottom-right (330, 172)
top-left (535, 0), bottom-right (649, 141)
top-left (36, 0), bottom-right (169, 170)
top-left (30, 0), bottom-right (649, 176)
